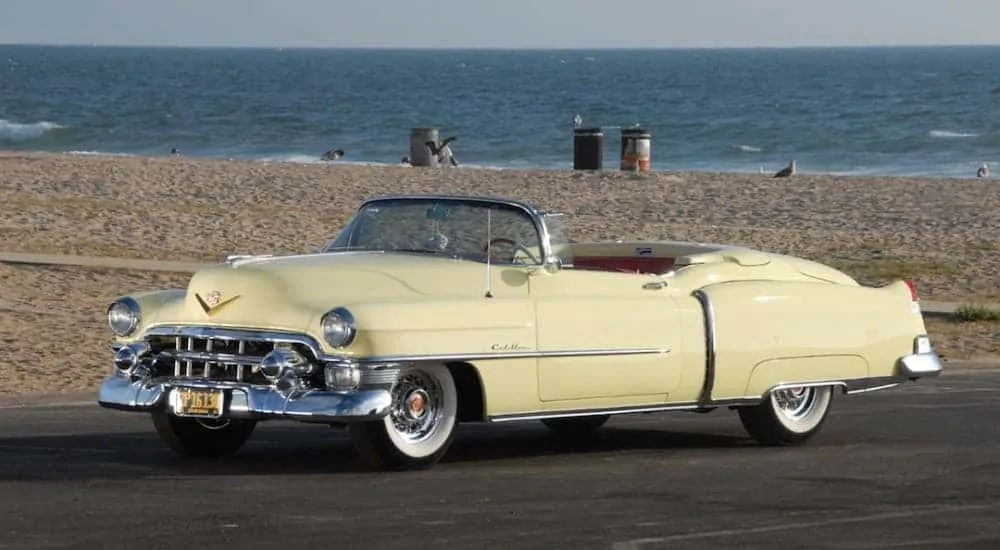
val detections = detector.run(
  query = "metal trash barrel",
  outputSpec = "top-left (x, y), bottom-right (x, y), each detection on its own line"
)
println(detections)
top-left (573, 127), bottom-right (604, 170)
top-left (409, 127), bottom-right (440, 167)
top-left (620, 128), bottom-right (651, 172)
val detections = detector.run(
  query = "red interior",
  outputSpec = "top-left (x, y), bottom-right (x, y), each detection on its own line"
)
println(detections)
top-left (572, 256), bottom-right (676, 274)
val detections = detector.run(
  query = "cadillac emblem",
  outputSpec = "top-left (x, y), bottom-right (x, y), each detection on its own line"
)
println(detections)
top-left (204, 290), bottom-right (222, 308)
top-left (195, 290), bottom-right (239, 315)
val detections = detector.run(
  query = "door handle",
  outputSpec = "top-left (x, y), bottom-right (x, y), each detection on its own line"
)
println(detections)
top-left (643, 281), bottom-right (667, 290)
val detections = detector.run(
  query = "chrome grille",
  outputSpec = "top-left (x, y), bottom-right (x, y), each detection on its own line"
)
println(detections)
top-left (149, 335), bottom-right (287, 384)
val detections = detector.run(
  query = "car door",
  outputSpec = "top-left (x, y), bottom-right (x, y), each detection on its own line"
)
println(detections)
top-left (529, 268), bottom-right (685, 404)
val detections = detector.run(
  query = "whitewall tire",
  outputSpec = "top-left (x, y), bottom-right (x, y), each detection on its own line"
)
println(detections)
top-left (350, 363), bottom-right (458, 470)
top-left (738, 385), bottom-right (834, 446)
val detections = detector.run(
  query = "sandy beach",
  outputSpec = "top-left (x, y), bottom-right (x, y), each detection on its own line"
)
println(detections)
top-left (1, 152), bottom-right (998, 395)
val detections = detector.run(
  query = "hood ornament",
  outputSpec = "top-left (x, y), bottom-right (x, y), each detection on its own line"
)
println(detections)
top-left (195, 290), bottom-right (240, 315)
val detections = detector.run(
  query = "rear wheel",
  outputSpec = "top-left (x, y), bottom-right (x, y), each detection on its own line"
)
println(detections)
top-left (151, 413), bottom-right (256, 458)
top-left (541, 415), bottom-right (610, 437)
top-left (738, 385), bottom-right (834, 446)
top-left (350, 363), bottom-right (458, 470)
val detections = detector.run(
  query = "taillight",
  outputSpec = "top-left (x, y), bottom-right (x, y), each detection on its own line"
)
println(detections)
top-left (904, 280), bottom-right (919, 302)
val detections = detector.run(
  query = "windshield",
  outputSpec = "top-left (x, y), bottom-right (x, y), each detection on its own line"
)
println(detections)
top-left (324, 198), bottom-right (544, 265)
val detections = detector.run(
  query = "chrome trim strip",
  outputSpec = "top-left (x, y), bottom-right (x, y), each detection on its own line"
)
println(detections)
top-left (489, 402), bottom-right (703, 422)
top-left (693, 289), bottom-right (717, 406)
top-left (845, 381), bottom-right (901, 395)
top-left (361, 347), bottom-right (671, 363)
top-left (134, 325), bottom-right (670, 364)
top-left (770, 380), bottom-right (848, 392)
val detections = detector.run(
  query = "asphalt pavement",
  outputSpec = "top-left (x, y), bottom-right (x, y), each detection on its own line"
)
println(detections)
top-left (1, 368), bottom-right (998, 550)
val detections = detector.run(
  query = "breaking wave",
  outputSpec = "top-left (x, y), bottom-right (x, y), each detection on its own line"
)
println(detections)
top-left (928, 130), bottom-right (979, 139)
top-left (0, 118), bottom-right (64, 141)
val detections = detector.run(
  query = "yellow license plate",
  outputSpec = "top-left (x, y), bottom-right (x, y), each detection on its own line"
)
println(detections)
top-left (173, 387), bottom-right (224, 417)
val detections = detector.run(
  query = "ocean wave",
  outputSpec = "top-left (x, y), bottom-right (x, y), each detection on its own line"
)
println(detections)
top-left (732, 144), bottom-right (762, 153)
top-left (0, 118), bottom-right (65, 141)
top-left (67, 150), bottom-right (136, 158)
top-left (928, 130), bottom-right (979, 139)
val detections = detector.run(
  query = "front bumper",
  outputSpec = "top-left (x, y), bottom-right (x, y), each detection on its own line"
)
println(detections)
top-left (98, 372), bottom-right (392, 422)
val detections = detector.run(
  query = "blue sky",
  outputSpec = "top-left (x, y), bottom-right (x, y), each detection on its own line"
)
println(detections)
top-left (2, 0), bottom-right (999, 48)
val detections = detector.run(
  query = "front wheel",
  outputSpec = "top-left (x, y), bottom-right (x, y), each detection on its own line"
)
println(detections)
top-left (737, 385), bottom-right (834, 446)
top-left (151, 413), bottom-right (257, 458)
top-left (349, 363), bottom-right (458, 470)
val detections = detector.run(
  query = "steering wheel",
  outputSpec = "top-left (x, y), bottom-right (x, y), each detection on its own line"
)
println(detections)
top-left (483, 237), bottom-right (540, 264)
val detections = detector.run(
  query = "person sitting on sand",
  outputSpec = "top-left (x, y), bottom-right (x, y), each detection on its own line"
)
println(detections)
top-left (321, 148), bottom-right (344, 161)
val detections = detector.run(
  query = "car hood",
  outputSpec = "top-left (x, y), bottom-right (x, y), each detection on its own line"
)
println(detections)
top-left (142, 252), bottom-right (506, 332)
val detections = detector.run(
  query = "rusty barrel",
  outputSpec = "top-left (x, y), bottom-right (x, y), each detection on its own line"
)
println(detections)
top-left (620, 128), bottom-right (651, 172)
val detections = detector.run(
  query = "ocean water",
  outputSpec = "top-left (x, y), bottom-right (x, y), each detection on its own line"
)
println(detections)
top-left (1, 45), bottom-right (998, 177)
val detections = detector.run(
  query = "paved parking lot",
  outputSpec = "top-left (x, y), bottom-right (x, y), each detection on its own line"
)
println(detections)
top-left (1, 369), bottom-right (998, 550)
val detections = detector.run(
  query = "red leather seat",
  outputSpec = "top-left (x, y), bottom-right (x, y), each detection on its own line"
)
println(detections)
top-left (571, 256), bottom-right (676, 275)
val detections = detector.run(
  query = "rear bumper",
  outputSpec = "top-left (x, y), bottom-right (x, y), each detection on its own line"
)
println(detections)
top-left (98, 372), bottom-right (392, 422)
top-left (898, 351), bottom-right (944, 378)
top-left (897, 334), bottom-right (944, 378)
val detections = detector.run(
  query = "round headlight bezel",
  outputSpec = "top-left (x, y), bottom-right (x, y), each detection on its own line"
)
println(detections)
top-left (321, 307), bottom-right (357, 348)
top-left (107, 297), bottom-right (141, 337)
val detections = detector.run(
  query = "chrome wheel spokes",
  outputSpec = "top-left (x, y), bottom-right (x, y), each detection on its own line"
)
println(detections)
top-left (389, 371), bottom-right (443, 442)
top-left (772, 386), bottom-right (816, 420)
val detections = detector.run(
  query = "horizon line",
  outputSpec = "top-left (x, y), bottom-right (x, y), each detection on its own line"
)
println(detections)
top-left (3, 42), bottom-right (1000, 52)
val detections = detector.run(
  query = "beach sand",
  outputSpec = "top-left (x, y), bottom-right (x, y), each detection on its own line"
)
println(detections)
top-left (1, 152), bottom-right (997, 395)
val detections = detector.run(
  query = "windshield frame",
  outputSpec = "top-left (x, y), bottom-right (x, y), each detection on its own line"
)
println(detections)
top-left (321, 194), bottom-right (561, 266)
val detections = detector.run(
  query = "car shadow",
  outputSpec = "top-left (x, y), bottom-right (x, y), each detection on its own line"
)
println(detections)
top-left (0, 420), bottom-right (760, 481)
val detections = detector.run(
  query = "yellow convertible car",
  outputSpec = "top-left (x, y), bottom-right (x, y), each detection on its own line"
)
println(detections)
top-left (99, 194), bottom-right (943, 470)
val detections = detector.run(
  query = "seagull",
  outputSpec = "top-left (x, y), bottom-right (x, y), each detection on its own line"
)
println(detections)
top-left (773, 159), bottom-right (796, 178)
top-left (426, 137), bottom-right (459, 167)
top-left (573, 114), bottom-right (583, 128)
top-left (977, 163), bottom-right (990, 178)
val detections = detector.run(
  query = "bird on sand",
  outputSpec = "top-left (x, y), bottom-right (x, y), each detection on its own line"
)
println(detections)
top-left (977, 163), bottom-right (990, 178)
top-left (773, 159), bottom-right (796, 178)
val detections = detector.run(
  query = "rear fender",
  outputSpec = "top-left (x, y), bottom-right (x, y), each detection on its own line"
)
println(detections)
top-left (698, 279), bottom-right (925, 401)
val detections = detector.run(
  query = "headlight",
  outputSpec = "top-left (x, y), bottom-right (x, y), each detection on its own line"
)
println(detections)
top-left (321, 307), bottom-right (356, 348)
top-left (107, 297), bottom-right (141, 337)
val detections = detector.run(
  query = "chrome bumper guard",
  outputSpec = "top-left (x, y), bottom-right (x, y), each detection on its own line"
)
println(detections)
top-left (897, 335), bottom-right (944, 379)
top-left (98, 372), bottom-right (392, 422)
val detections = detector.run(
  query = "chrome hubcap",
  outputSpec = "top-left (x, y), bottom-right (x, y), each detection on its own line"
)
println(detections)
top-left (772, 386), bottom-right (816, 420)
top-left (390, 372), bottom-right (442, 442)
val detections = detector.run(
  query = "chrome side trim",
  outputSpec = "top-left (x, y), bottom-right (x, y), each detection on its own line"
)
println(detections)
top-left (130, 326), bottom-right (671, 365)
top-left (361, 347), bottom-right (671, 364)
top-left (487, 374), bottom-right (921, 423)
top-left (489, 402), bottom-right (703, 422)
top-left (693, 289), bottom-right (717, 406)
top-left (770, 380), bottom-right (848, 393)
